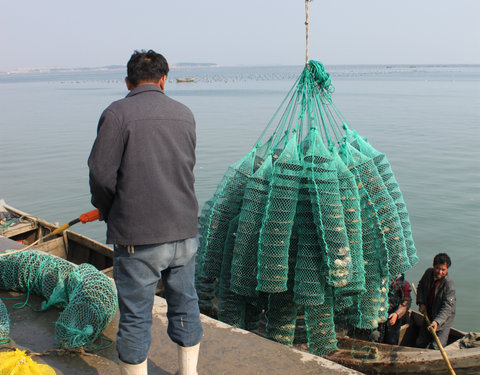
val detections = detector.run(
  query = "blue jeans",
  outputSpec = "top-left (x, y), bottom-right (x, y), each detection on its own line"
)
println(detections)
top-left (113, 238), bottom-right (203, 364)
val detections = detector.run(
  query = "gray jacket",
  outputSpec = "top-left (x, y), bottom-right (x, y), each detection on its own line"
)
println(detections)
top-left (88, 84), bottom-right (198, 245)
top-left (416, 268), bottom-right (456, 330)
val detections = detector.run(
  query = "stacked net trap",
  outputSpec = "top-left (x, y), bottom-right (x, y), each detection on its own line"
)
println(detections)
top-left (196, 61), bottom-right (418, 356)
top-left (0, 250), bottom-right (117, 348)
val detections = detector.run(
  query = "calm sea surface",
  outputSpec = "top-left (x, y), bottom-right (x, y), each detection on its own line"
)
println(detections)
top-left (1, 64), bottom-right (479, 332)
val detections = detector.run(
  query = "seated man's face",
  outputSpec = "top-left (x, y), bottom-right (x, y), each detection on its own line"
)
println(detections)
top-left (434, 263), bottom-right (448, 280)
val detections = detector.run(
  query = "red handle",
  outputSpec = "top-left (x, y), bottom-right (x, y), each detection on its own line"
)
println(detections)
top-left (79, 209), bottom-right (99, 223)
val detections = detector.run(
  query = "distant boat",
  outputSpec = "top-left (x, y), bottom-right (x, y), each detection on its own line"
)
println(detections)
top-left (176, 77), bottom-right (195, 83)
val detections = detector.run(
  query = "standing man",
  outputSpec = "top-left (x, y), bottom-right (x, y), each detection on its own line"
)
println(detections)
top-left (415, 253), bottom-right (455, 349)
top-left (88, 50), bottom-right (202, 375)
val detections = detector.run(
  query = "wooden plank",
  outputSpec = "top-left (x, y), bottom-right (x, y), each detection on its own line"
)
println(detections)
top-left (67, 240), bottom-right (90, 265)
top-left (65, 231), bottom-right (113, 259)
top-left (1, 221), bottom-right (38, 238)
top-left (398, 323), bottom-right (409, 345)
top-left (34, 237), bottom-right (67, 258)
top-left (101, 266), bottom-right (114, 278)
top-left (3, 204), bottom-right (56, 232)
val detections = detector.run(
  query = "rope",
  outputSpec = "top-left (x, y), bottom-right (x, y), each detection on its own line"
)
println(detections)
top-left (305, 0), bottom-right (311, 66)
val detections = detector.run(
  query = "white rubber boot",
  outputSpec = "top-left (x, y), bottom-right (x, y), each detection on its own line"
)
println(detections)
top-left (119, 358), bottom-right (148, 375)
top-left (177, 343), bottom-right (200, 375)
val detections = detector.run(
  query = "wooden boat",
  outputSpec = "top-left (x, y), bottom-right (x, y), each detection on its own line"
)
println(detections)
top-left (0, 203), bottom-right (113, 276)
top-left (176, 77), bottom-right (195, 83)
top-left (324, 310), bottom-right (480, 374)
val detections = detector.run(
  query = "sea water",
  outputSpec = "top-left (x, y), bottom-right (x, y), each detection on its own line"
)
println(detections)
top-left (0, 64), bottom-right (479, 332)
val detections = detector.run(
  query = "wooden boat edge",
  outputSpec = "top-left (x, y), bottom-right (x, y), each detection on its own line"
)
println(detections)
top-left (324, 311), bottom-right (480, 374)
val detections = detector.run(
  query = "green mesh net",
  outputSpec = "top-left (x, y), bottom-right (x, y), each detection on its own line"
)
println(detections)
top-left (0, 250), bottom-right (117, 348)
top-left (0, 298), bottom-right (9, 343)
top-left (198, 149), bottom-right (256, 279)
top-left (231, 157), bottom-right (272, 297)
top-left (196, 60), bottom-right (417, 356)
top-left (257, 133), bottom-right (302, 293)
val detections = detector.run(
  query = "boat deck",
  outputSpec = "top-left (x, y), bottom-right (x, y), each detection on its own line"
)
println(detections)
top-left (0, 236), bottom-right (359, 375)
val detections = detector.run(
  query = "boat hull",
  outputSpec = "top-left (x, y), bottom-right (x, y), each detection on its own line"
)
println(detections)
top-left (324, 313), bottom-right (480, 375)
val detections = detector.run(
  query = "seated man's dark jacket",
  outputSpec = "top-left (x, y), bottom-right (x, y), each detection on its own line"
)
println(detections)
top-left (88, 84), bottom-right (198, 245)
top-left (416, 268), bottom-right (456, 331)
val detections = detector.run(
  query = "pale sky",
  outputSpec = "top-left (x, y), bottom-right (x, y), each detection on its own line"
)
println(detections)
top-left (1, 0), bottom-right (479, 71)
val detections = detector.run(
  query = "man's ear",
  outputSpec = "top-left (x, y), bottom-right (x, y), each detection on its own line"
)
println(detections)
top-left (125, 77), bottom-right (135, 91)
top-left (158, 75), bottom-right (166, 91)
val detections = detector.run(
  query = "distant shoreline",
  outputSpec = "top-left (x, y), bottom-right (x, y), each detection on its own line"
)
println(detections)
top-left (0, 63), bottom-right (219, 75)
top-left (1, 63), bottom-right (479, 75)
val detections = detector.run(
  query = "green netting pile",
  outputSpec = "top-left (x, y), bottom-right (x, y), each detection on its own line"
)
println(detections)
top-left (0, 298), bottom-right (8, 344)
top-left (196, 61), bottom-right (418, 356)
top-left (0, 250), bottom-right (117, 348)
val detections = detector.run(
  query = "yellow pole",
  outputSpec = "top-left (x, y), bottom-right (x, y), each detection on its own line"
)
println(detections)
top-left (411, 283), bottom-right (456, 375)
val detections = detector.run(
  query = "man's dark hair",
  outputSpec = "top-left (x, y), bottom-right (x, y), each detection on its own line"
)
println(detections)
top-left (127, 50), bottom-right (169, 86)
top-left (433, 253), bottom-right (451, 267)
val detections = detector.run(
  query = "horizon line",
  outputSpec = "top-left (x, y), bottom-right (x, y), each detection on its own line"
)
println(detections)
top-left (2, 62), bottom-right (480, 74)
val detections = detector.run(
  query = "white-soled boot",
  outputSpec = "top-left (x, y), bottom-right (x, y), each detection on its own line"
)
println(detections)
top-left (119, 358), bottom-right (148, 375)
top-left (177, 343), bottom-right (200, 375)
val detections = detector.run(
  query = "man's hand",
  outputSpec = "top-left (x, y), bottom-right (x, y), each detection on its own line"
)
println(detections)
top-left (419, 304), bottom-right (427, 314)
top-left (388, 312), bottom-right (398, 326)
top-left (428, 321), bottom-right (438, 332)
top-left (98, 211), bottom-right (104, 221)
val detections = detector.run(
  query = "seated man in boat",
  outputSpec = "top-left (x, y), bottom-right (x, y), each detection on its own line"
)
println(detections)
top-left (377, 273), bottom-right (411, 345)
top-left (415, 253), bottom-right (456, 349)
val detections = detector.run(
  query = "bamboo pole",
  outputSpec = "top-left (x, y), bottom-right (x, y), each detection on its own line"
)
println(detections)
top-left (305, 0), bottom-right (310, 66)
top-left (411, 283), bottom-right (456, 375)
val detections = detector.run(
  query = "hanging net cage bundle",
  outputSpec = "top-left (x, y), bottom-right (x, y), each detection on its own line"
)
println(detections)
top-left (195, 61), bottom-right (418, 356)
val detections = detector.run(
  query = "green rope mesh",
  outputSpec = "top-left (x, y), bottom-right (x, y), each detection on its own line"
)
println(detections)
top-left (198, 149), bottom-right (256, 278)
top-left (0, 298), bottom-right (9, 344)
top-left (294, 185), bottom-right (327, 306)
top-left (346, 128), bottom-right (419, 268)
top-left (216, 214), bottom-right (264, 330)
top-left (265, 222), bottom-right (298, 346)
top-left (257, 133), bottom-right (302, 293)
top-left (231, 156), bottom-right (272, 297)
top-left (333, 149), bottom-right (365, 297)
top-left (0, 250), bottom-right (117, 348)
top-left (293, 307), bottom-right (308, 345)
top-left (217, 214), bottom-right (247, 326)
top-left (196, 61), bottom-right (417, 356)
top-left (265, 290), bottom-right (297, 346)
top-left (304, 287), bottom-right (337, 356)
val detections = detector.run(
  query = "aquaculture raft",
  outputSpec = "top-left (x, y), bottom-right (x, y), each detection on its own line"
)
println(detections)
top-left (196, 61), bottom-right (418, 356)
